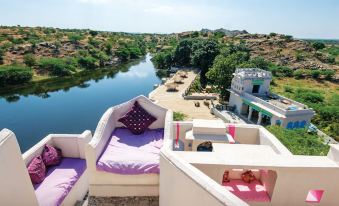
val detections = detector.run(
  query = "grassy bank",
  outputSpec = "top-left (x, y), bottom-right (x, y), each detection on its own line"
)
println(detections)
top-left (270, 77), bottom-right (339, 140)
top-left (267, 126), bottom-right (330, 156)
top-left (0, 57), bottom-right (142, 100)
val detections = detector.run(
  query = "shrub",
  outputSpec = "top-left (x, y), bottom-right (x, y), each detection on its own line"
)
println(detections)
top-left (284, 86), bottom-right (294, 93)
top-left (38, 57), bottom-right (75, 76)
top-left (321, 69), bottom-right (335, 80)
top-left (293, 69), bottom-right (305, 79)
top-left (310, 70), bottom-right (321, 79)
top-left (283, 35), bottom-right (293, 42)
top-left (312, 42), bottom-right (325, 50)
top-left (173, 111), bottom-right (187, 121)
top-left (0, 65), bottom-right (33, 85)
top-left (77, 56), bottom-right (98, 69)
top-left (23, 54), bottom-right (36, 67)
top-left (296, 88), bottom-right (324, 103)
top-left (68, 34), bottom-right (84, 44)
top-left (115, 47), bottom-right (130, 61)
top-left (269, 32), bottom-right (277, 37)
top-left (266, 126), bottom-right (329, 156)
top-left (89, 30), bottom-right (99, 36)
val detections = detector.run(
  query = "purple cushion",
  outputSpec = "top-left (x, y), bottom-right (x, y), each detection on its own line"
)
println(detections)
top-left (28, 155), bottom-right (46, 184)
top-left (42, 145), bottom-right (62, 167)
top-left (118, 101), bottom-right (157, 135)
top-left (97, 128), bottom-right (164, 174)
top-left (34, 158), bottom-right (86, 206)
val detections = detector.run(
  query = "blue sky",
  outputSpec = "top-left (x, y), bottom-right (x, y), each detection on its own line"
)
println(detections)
top-left (0, 0), bottom-right (338, 39)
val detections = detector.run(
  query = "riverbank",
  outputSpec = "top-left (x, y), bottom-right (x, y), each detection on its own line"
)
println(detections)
top-left (0, 57), bottom-right (143, 100)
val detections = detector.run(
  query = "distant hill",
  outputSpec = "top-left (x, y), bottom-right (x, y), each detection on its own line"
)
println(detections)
top-left (200, 28), bottom-right (248, 37)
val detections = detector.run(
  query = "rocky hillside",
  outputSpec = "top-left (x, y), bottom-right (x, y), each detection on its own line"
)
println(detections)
top-left (0, 26), bottom-right (149, 66)
top-left (235, 33), bottom-right (339, 71)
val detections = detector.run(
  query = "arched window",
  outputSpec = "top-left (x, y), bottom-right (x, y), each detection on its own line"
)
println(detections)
top-left (287, 122), bottom-right (293, 129)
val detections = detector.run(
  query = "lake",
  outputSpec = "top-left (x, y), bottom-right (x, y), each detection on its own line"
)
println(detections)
top-left (0, 54), bottom-right (161, 152)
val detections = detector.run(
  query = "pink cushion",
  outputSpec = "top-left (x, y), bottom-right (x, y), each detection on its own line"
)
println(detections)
top-left (27, 155), bottom-right (46, 184)
top-left (118, 101), bottom-right (157, 135)
top-left (34, 158), bottom-right (86, 206)
top-left (42, 145), bottom-right (62, 166)
top-left (223, 180), bottom-right (270, 202)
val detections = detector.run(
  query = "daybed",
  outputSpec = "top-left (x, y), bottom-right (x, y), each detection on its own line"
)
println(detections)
top-left (86, 95), bottom-right (172, 197)
top-left (0, 129), bottom-right (91, 206)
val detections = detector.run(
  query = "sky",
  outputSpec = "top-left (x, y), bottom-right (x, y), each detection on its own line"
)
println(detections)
top-left (0, 0), bottom-right (338, 39)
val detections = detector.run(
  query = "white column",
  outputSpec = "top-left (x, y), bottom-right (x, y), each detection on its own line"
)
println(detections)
top-left (247, 107), bottom-right (253, 121)
top-left (257, 112), bottom-right (263, 125)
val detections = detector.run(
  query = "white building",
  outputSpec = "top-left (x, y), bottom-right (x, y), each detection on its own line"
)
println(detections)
top-left (228, 68), bottom-right (315, 129)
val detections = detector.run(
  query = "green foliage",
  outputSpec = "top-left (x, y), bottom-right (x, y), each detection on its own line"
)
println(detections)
top-left (190, 39), bottom-right (219, 86)
top-left (191, 31), bottom-right (199, 38)
top-left (310, 70), bottom-right (321, 78)
top-left (89, 30), bottom-right (99, 36)
top-left (115, 47), bottom-right (130, 61)
top-left (284, 86), bottom-right (294, 93)
top-left (0, 65), bottom-right (33, 85)
top-left (173, 39), bottom-right (193, 66)
top-left (23, 54), bottom-right (36, 67)
top-left (250, 57), bottom-right (270, 70)
top-left (266, 126), bottom-right (329, 156)
top-left (321, 69), bottom-right (335, 80)
top-left (88, 37), bottom-right (101, 48)
top-left (269, 32), bottom-right (277, 37)
top-left (293, 69), bottom-right (306, 79)
top-left (68, 33), bottom-right (84, 44)
top-left (77, 56), bottom-right (98, 69)
top-left (312, 42), bottom-right (325, 50)
top-left (173, 111), bottom-right (187, 121)
top-left (151, 52), bottom-right (173, 70)
top-left (38, 57), bottom-right (76, 76)
top-left (295, 88), bottom-right (324, 103)
top-left (282, 35), bottom-right (293, 42)
top-left (207, 51), bottom-right (249, 99)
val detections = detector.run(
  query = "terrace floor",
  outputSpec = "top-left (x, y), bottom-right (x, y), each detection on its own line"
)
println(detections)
top-left (150, 70), bottom-right (218, 120)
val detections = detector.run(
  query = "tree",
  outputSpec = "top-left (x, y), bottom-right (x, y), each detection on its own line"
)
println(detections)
top-left (173, 39), bottom-right (193, 66)
top-left (23, 53), bottom-right (36, 67)
top-left (151, 51), bottom-right (173, 69)
top-left (206, 51), bottom-right (249, 99)
top-left (0, 65), bottom-right (33, 85)
top-left (89, 30), bottom-right (99, 36)
top-left (312, 42), bottom-right (325, 50)
top-left (77, 56), bottom-right (98, 69)
top-left (38, 57), bottom-right (76, 76)
top-left (250, 57), bottom-right (270, 70)
top-left (190, 39), bottom-right (219, 86)
top-left (68, 34), bottom-right (84, 44)
top-left (116, 47), bottom-right (130, 61)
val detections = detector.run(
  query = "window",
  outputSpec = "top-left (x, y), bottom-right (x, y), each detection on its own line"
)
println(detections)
top-left (287, 122), bottom-right (293, 129)
top-left (306, 190), bottom-right (324, 203)
top-left (293, 121), bottom-right (299, 128)
top-left (252, 85), bottom-right (260, 93)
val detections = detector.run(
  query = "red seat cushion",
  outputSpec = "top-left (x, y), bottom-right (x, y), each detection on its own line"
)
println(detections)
top-left (27, 155), bottom-right (46, 184)
top-left (118, 101), bottom-right (157, 135)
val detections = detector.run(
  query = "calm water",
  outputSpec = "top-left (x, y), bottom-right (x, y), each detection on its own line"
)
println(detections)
top-left (0, 54), bottom-right (161, 152)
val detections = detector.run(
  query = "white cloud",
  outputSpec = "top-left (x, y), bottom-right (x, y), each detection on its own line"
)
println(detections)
top-left (77, 0), bottom-right (112, 4)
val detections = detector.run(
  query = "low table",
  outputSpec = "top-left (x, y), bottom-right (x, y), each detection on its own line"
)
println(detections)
top-left (185, 130), bottom-right (235, 151)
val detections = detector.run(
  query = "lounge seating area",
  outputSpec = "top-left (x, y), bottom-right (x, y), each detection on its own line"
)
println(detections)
top-left (0, 129), bottom-right (91, 206)
top-left (86, 95), bottom-right (172, 197)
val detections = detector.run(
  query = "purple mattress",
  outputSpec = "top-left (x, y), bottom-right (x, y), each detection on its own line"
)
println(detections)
top-left (96, 128), bottom-right (164, 175)
top-left (34, 158), bottom-right (86, 206)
